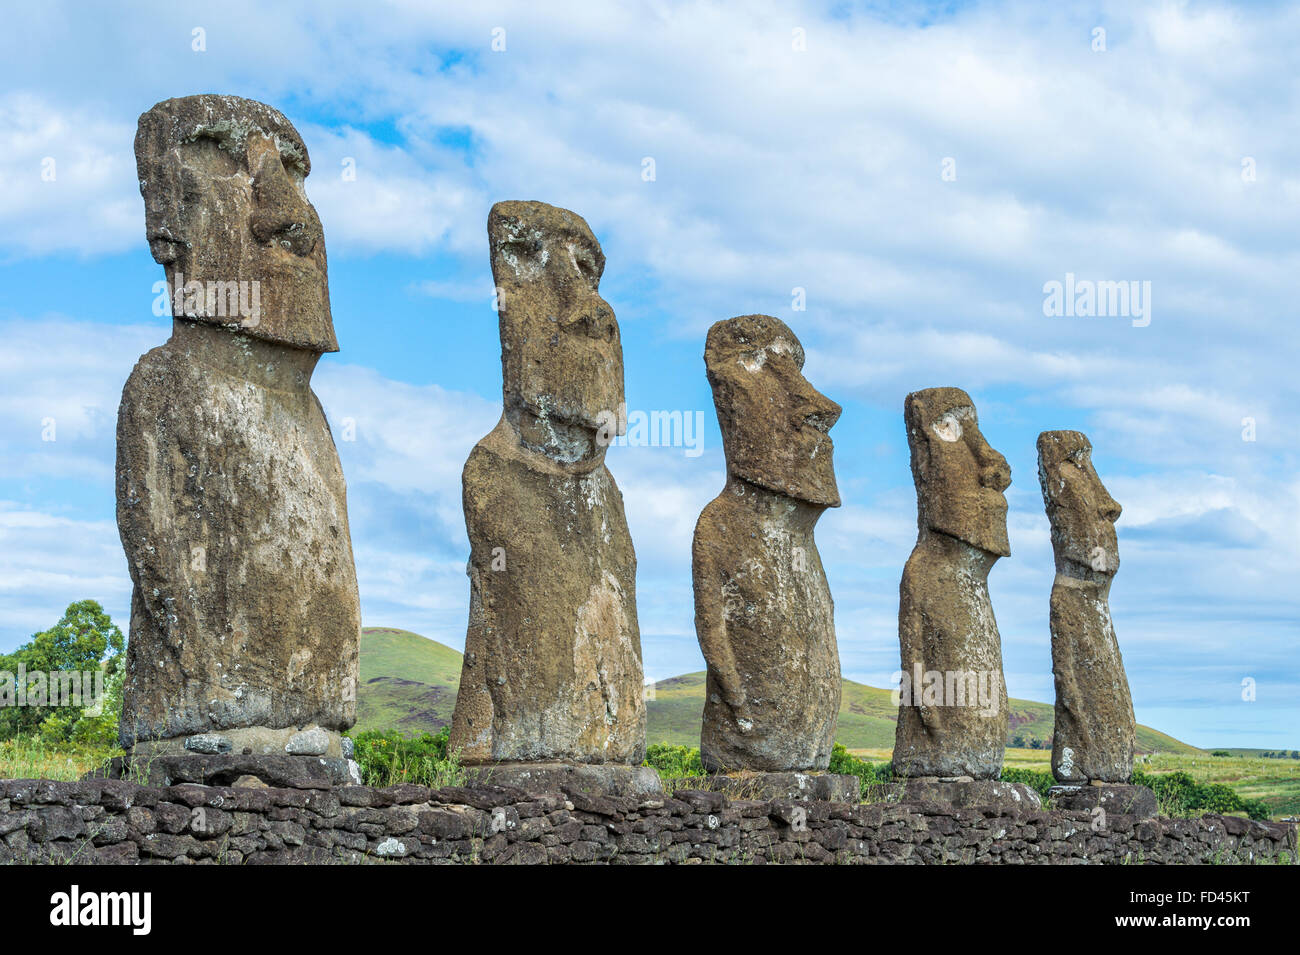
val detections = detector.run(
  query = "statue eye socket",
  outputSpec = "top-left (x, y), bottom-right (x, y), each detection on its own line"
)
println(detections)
top-left (571, 245), bottom-right (600, 281)
top-left (502, 237), bottom-right (540, 259)
top-left (932, 413), bottom-right (963, 443)
top-left (182, 133), bottom-right (241, 175)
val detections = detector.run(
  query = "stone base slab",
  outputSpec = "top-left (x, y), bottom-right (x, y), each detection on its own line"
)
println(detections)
top-left (129, 725), bottom-right (346, 759)
top-left (89, 753), bottom-right (361, 789)
top-left (668, 771), bottom-right (860, 802)
top-left (902, 778), bottom-right (1044, 811)
top-left (1048, 783), bottom-right (1157, 818)
top-left (460, 761), bottom-right (664, 797)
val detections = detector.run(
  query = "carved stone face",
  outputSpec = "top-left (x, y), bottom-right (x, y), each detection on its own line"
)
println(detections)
top-left (1037, 430), bottom-right (1121, 575)
top-left (705, 314), bottom-right (841, 507)
top-left (135, 94), bottom-right (336, 353)
top-left (905, 387), bottom-right (1010, 556)
top-left (489, 201), bottom-right (623, 438)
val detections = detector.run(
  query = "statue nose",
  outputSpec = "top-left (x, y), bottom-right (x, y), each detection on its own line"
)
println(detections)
top-left (802, 388), bottom-right (841, 433)
top-left (249, 139), bottom-right (317, 255)
top-left (560, 296), bottom-right (617, 343)
top-left (979, 451), bottom-right (1011, 493)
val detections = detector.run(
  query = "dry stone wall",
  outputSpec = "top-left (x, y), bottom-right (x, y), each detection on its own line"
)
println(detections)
top-left (1, 778), bottom-right (1293, 865)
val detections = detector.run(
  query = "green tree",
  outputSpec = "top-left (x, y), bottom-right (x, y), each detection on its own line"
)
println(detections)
top-left (0, 600), bottom-right (125, 740)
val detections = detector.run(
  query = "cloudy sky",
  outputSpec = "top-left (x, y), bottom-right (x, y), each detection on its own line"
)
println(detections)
top-left (1, 0), bottom-right (1295, 748)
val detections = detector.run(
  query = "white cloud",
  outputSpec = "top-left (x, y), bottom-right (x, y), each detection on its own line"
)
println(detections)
top-left (0, 94), bottom-right (138, 257)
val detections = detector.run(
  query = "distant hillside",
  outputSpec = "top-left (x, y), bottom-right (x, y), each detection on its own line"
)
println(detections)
top-left (355, 627), bottom-right (1201, 755)
top-left (354, 627), bottom-right (462, 735)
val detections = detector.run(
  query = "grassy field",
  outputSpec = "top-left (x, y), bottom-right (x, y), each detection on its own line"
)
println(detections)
top-left (842, 747), bottom-right (1300, 820)
top-left (0, 737), bottom-right (119, 781)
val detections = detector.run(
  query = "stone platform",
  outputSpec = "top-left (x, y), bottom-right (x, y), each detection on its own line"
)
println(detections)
top-left (668, 771), bottom-right (860, 802)
top-left (2, 777), bottom-right (1293, 865)
top-left (900, 777), bottom-right (1043, 811)
top-left (460, 761), bottom-right (664, 797)
top-left (1048, 783), bottom-right (1157, 819)
top-left (90, 753), bottom-right (360, 789)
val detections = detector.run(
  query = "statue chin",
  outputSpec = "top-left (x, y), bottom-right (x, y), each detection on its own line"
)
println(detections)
top-left (507, 405), bottom-right (603, 466)
top-left (729, 460), bottom-right (840, 508)
top-left (931, 521), bottom-right (1010, 559)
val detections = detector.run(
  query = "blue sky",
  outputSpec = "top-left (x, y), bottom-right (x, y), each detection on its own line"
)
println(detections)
top-left (0, 0), bottom-right (1296, 749)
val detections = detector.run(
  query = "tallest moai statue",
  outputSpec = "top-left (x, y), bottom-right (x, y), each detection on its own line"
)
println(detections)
top-left (116, 95), bottom-right (360, 765)
top-left (449, 201), bottom-right (650, 784)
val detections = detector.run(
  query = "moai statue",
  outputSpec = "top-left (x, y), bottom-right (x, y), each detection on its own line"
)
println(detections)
top-left (1038, 431), bottom-right (1137, 786)
top-left (892, 388), bottom-right (1013, 787)
top-left (116, 95), bottom-right (360, 778)
top-left (449, 201), bottom-right (655, 793)
top-left (692, 315), bottom-right (843, 775)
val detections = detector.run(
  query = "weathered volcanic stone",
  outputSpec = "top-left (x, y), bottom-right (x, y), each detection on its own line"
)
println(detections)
top-left (1038, 430), bottom-right (1137, 784)
top-left (903, 778), bottom-right (1043, 811)
top-left (893, 388), bottom-right (1011, 779)
top-left (692, 315), bottom-right (843, 772)
top-left (117, 95), bottom-right (360, 750)
top-left (95, 753), bottom-right (353, 789)
top-left (462, 762), bottom-right (663, 797)
top-left (669, 772), bottom-right (859, 802)
top-left (1049, 783), bottom-right (1156, 819)
top-left (448, 200), bottom-right (646, 765)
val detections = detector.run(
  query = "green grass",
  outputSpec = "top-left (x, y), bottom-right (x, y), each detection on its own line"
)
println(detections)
top-left (0, 736), bottom-right (120, 780)
top-left (347, 726), bottom-right (465, 788)
top-left (967, 747), bottom-right (1300, 820)
top-left (1139, 751), bottom-right (1300, 819)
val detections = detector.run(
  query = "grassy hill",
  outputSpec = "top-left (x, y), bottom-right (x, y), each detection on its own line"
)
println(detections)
top-left (355, 627), bottom-right (1201, 755)
top-left (354, 627), bottom-right (463, 735)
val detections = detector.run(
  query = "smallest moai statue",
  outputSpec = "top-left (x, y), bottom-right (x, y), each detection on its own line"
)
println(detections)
top-left (1038, 431), bottom-right (1137, 785)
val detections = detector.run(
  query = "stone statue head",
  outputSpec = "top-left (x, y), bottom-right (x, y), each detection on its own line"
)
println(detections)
top-left (135, 94), bottom-right (336, 353)
top-left (905, 387), bottom-right (1010, 556)
top-left (705, 314), bottom-right (841, 507)
top-left (1037, 430), bottom-right (1121, 575)
top-left (488, 200), bottom-right (623, 457)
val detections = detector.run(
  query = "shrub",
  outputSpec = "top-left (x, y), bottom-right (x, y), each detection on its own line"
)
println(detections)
top-left (348, 726), bottom-right (463, 788)
top-left (644, 743), bottom-right (706, 779)
top-left (1131, 769), bottom-right (1270, 820)
top-left (828, 743), bottom-right (893, 801)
